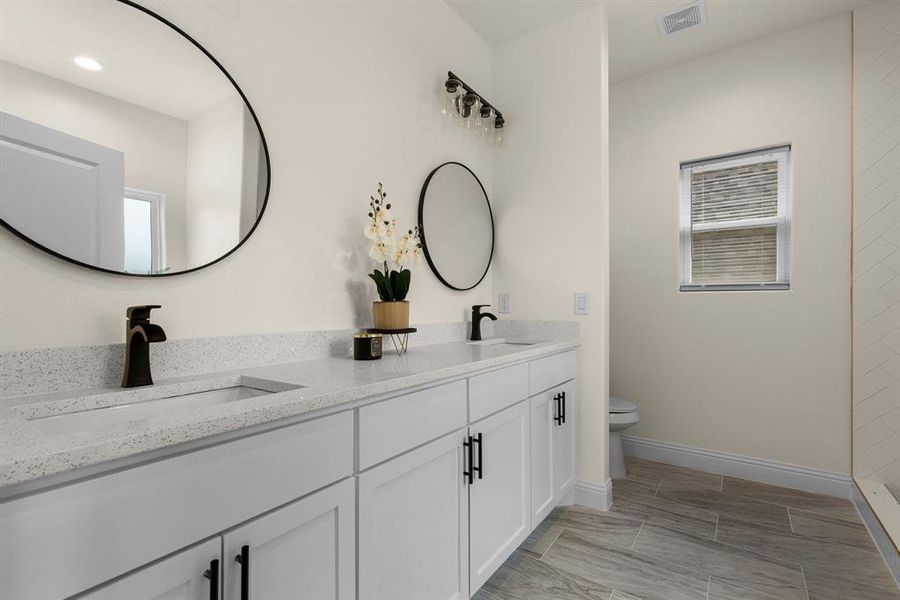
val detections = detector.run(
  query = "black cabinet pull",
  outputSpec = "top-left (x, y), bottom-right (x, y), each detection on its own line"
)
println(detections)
top-left (553, 394), bottom-right (563, 425)
top-left (561, 391), bottom-right (567, 424)
top-left (472, 433), bottom-right (483, 480)
top-left (463, 436), bottom-right (474, 485)
top-left (203, 558), bottom-right (219, 600)
top-left (235, 545), bottom-right (250, 600)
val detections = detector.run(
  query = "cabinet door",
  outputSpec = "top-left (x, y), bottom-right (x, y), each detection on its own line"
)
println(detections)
top-left (358, 429), bottom-right (469, 600)
top-left (78, 539), bottom-right (220, 600)
top-left (553, 382), bottom-right (576, 501)
top-left (469, 400), bottom-right (531, 593)
top-left (223, 478), bottom-right (355, 600)
top-left (530, 390), bottom-right (556, 526)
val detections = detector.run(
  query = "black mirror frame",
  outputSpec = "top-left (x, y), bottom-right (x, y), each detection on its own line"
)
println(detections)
top-left (0, 0), bottom-right (271, 278)
top-left (418, 161), bottom-right (494, 292)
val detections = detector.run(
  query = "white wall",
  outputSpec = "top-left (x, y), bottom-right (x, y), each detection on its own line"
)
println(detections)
top-left (186, 93), bottom-right (246, 266)
top-left (610, 15), bottom-right (852, 473)
top-left (492, 6), bottom-right (610, 486)
top-left (852, 1), bottom-right (900, 487)
top-left (0, 0), bottom-right (493, 351)
top-left (0, 60), bottom-right (189, 270)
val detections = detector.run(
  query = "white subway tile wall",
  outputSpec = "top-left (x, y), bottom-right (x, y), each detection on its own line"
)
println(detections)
top-left (853, 1), bottom-right (900, 485)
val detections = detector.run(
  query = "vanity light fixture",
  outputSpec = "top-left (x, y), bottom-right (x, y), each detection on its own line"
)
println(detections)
top-left (73, 55), bottom-right (103, 71)
top-left (441, 71), bottom-right (504, 143)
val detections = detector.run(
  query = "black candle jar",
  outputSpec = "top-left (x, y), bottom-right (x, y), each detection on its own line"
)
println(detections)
top-left (353, 333), bottom-right (383, 360)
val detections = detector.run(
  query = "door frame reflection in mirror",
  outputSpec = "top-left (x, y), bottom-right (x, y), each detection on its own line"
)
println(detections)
top-left (0, 0), bottom-right (271, 277)
top-left (417, 161), bottom-right (494, 291)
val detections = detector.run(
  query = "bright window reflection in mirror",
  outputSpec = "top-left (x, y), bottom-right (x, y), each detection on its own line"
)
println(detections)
top-left (123, 197), bottom-right (152, 274)
top-left (123, 188), bottom-right (164, 274)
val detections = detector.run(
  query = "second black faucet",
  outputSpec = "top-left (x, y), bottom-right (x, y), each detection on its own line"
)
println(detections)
top-left (470, 304), bottom-right (498, 342)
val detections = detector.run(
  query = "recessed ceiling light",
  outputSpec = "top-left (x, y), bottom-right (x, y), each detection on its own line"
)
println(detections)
top-left (73, 56), bottom-right (102, 71)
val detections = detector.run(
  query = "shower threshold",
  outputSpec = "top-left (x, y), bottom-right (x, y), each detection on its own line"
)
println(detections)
top-left (856, 477), bottom-right (900, 555)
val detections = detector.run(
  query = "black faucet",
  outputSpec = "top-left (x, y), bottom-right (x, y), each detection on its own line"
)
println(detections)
top-left (470, 304), bottom-right (498, 342)
top-left (122, 305), bottom-right (166, 388)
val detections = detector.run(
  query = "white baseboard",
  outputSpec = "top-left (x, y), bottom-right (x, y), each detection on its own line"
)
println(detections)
top-left (574, 479), bottom-right (612, 511)
top-left (621, 435), bottom-right (853, 499)
top-left (852, 481), bottom-right (900, 587)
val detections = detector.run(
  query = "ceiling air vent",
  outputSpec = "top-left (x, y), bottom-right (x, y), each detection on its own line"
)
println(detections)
top-left (657, 0), bottom-right (707, 37)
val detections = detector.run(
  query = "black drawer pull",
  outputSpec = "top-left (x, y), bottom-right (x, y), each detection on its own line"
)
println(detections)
top-left (561, 391), bottom-right (567, 424)
top-left (463, 435), bottom-right (474, 485)
top-left (553, 394), bottom-right (563, 425)
top-left (472, 433), bottom-right (483, 480)
top-left (203, 558), bottom-right (219, 600)
top-left (235, 545), bottom-right (250, 600)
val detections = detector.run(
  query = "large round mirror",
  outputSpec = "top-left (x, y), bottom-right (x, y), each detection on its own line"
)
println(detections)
top-left (0, 0), bottom-right (270, 276)
top-left (419, 162), bottom-right (493, 291)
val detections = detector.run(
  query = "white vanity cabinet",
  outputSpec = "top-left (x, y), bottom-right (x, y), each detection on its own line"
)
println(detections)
top-left (358, 429), bottom-right (470, 600)
top-left (223, 478), bottom-right (355, 600)
top-left (530, 351), bottom-right (577, 518)
top-left (77, 539), bottom-right (221, 600)
top-left (552, 381), bottom-right (576, 500)
top-left (2, 348), bottom-right (578, 600)
top-left (531, 380), bottom-right (577, 527)
top-left (530, 389), bottom-right (558, 525)
top-left (468, 400), bottom-right (532, 593)
top-left (81, 478), bottom-right (355, 600)
top-left (0, 411), bottom-right (354, 600)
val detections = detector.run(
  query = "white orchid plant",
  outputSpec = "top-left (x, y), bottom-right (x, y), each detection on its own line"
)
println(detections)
top-left (365, 182), bottom-right (422, 302)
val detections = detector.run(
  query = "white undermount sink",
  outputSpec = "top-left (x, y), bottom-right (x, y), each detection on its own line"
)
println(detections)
top-left (465, 338), bottom-right (537, 346)
top-left (27, 385), bottom-right (275, 435)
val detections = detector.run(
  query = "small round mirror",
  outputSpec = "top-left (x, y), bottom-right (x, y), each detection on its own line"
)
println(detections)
top-left (418, 162), bottom-right (493, 290)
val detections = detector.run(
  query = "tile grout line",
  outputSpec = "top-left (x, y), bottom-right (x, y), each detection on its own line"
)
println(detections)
top-left (653, 480), bottom-right (663, 498)
top-left (538, 527), bottom-right (565, 562)
top-left (631, 521), bottom-right (645, 550)
top-left (706, 575), bottom-right (712, 600)
top-left (787, 506), bottom-right (795, 533)
top-left (713, 513), bottom-right (719, 541)
top-left (800, 566), bottom-right (811, 600)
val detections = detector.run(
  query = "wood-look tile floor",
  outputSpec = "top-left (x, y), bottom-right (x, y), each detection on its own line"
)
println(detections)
top-left (475, 457), bottom-right (900, 600)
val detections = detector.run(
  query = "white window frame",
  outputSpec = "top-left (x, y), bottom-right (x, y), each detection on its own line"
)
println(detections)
top-left (679, 145), bottom-right (792, 292)
top-left (124, 187), bottom-right (166, 273)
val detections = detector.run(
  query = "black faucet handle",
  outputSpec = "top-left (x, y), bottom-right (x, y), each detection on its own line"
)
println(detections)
top-left (126, 305), bottom-right (162, 322)
top-left (472, 304), bottom-right (491, 313)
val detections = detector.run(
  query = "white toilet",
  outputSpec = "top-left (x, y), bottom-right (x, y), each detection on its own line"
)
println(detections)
top-left (609, 396), bottom-right (640, 480)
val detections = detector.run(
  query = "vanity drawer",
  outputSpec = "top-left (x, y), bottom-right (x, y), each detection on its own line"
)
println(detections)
top-left (468, 363), bottom-right (530, 422)
top-left (358, 380), bottom-right (467, 470)
top-left (0, 410), bottom-right (353, 600)
top-left (530, 351), bottom-right (577, 395)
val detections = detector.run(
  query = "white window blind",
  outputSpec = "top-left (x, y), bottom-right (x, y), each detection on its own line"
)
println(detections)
top-left (679, 146), bottom-right (791, 291)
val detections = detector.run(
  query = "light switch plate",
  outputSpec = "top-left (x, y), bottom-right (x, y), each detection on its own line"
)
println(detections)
top-left (498, 292), bottom-right (511, 314)
top-left (574, 292), bottom-right (590, 315)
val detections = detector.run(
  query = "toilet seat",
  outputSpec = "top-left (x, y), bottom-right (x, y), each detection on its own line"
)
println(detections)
top-left (609, 396), bottom-right (637, 414)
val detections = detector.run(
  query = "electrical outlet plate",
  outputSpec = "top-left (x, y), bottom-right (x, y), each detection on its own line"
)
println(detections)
top-left (498, 293), bottom-right (511, 314)
top-left (574, 292), bottom-right (590, 315)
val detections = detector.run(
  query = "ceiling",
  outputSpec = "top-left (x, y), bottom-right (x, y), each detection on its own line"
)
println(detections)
top-left (605, 0), bottom-right (871, 83)
top-left (445, 0), bottom-right (600, 46)
top-left (0, 0), bottom-right (236, 121)
top-left (446, 0), bottom-right (872, 84)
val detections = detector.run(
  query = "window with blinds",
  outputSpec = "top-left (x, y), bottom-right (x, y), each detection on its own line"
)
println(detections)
top-left (679, 146), bottom-right (791, 291)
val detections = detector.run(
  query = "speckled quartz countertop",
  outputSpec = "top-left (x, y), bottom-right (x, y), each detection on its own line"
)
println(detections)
top-left (0, 337), bottom-right (577, 495)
